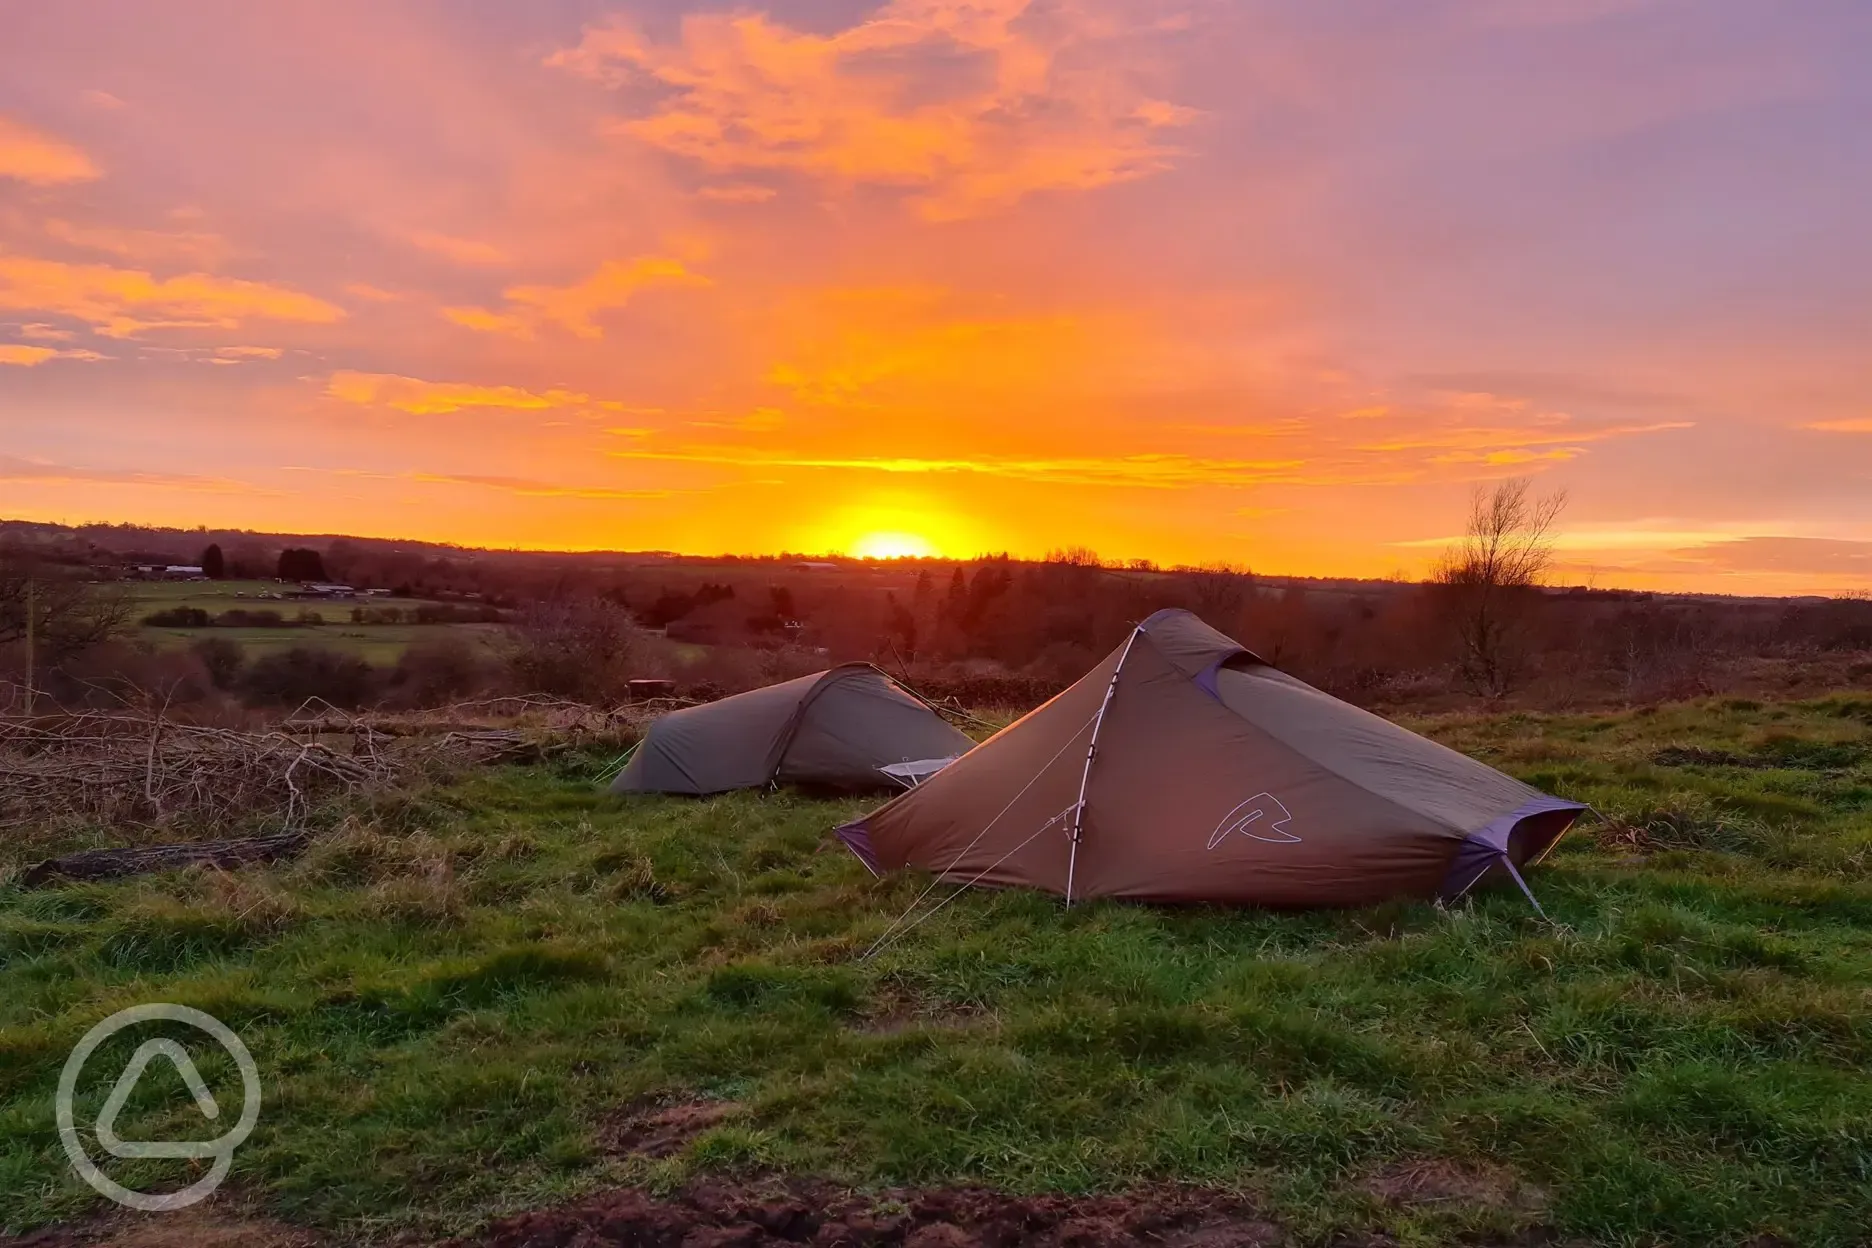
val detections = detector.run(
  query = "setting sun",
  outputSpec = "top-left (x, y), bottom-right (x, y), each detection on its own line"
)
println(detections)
top-left (849, 531), bottom-right (938, 560)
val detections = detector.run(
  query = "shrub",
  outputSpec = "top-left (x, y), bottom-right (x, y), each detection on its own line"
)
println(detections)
top-left (505, 596), bottom-right (646, 702)
top-left (243, 646), bottom-right (377, 709)
top-left (141, 607), bottom-right (211, 628)
top-left (390, 636), bottom-right (488, 707)
top-left (411, 603), bottom-right (503, 625)
top-left (41, 641), bottom-right (216, 708)
top-left (215, 609), bottom-right (288, 628)
top-left (189, 635), bottom-right (246, 689)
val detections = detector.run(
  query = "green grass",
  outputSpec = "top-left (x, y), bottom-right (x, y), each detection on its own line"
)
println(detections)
top-left (122, 579), bottom-right (292, 608)
top-left (141, 622), bottom-right (506, 665)
top-left (2, 695), bottom-right (1870, 1243)
top-left (123, 581), bottom-right (498, 663)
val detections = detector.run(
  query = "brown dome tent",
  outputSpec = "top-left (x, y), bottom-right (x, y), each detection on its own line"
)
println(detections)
top-left (611, 664), bottom-right (974, 796)
top-left (837, 610), bottom-right (1583, 911)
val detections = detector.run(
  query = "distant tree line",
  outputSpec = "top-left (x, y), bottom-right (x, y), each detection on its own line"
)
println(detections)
top-left (8, 500), bottom-right (1872, 715)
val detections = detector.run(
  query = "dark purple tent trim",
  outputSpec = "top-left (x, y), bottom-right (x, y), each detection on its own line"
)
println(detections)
top-left (1438, 795), bottom-right (1588, 908)
top-left (1193, 660), bottom-right (1224, 701)
top-left (837, 821), bottom-right (882, 877)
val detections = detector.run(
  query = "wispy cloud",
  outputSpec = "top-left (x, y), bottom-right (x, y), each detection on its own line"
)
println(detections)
top-left (325, 370), bottom-right (624, 415)
top-left (444, 255), bottom-right (709, 339)
top-left (406, 230), bottom-right (509, 266)
top-left (0, 453), bottom-right (254, 491)
top-left (1356, 417), bottom-right (1692, 456)
top-left (0, 343), bottom-right (104, 366)
top-left (408, 472), bottom-right (675, 500)
top-left (0, 115), bottom-right (99, 184)
top-left (344, 282), bottom-right (403, 303)
top-left (610, 446), bottom-right (1310, 488)
top-left (697, 183), bottom-right (777, 204)
top-left (1805, 418), bottom-right (1872, 434)
top-left (17, 323), bottom-right (74, 342)
top-left (42, 218), bottom-right (232, 267)
top-left (0, 255), bottom-right (343, 338)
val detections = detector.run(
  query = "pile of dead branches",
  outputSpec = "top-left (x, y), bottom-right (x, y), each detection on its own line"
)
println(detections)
top-left (281, 693), bottom-right (661, 744)
top-left (0, 708), bottom-right (405, 834)
top-left (1, 693), bottom-right (669, 842)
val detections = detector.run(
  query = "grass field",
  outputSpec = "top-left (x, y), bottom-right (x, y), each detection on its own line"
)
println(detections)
top-left (2, 695), bottom-right (1869, 1243)
top-left (124, 580), bottom-right (502, 665)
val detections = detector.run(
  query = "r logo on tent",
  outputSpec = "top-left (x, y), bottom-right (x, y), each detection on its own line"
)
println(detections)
top-left (1207, 792), bottom-right (1301, 849)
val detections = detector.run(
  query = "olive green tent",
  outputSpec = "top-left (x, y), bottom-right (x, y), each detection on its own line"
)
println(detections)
top-left (840, 610), bottom-right (1583, 912)
top-left (611, 663), bottom-right (974, 796)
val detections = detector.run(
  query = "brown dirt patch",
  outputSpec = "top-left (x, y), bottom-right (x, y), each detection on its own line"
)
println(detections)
top-left (1, 1208), bottom-right (321, 1248)
top-left (851, 991), bottom-right (992, 1037)
top-left (440, 1179), bottom-right (1285, 1247)
top-left (600, 1098), bottom-right (746, 1159)
top-left (1363, 1159), bottom-right (1546, 1213)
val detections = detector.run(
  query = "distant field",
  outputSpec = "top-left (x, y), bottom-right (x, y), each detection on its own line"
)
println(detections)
top-left (122, 578), bottom-right (301, 609)
top-left (2, 694), bottom-right (1869, 1243)
top-left (140, 622), bottom-right (509, 665)
top-left (125, 580), bottom-right (498, 665)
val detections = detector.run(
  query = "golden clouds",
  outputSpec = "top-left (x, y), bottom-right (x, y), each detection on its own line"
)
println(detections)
top-left (611, 446), bottom-right (1306, 488)
top-left (550, 0), bottom-right (1195, 219)
top-left (0, 255), bottom-right (342, 338)
top-left (0, 344), bottom-right (59, 366)
top-left (1806, 418), bottom-right (1872, 434)
top-left (441, 305), bottom-right (531, 336)
top-left (0, 343), bottom-right (103, 366)
top-left (325, 370), bottom-right (622, 415)
top-left (0, 116), bottom-right (99, 185)
top-left (761, 285), bottom-right (1094, 407)
top-left (445, 255), bottom-right (709, 339)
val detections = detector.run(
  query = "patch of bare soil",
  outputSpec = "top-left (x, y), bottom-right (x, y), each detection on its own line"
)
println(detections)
top-left (4, 1179), bottom-right (1575, 1248)
top-left (600, 1098), bottom-right (747, 1159)
top-left (1363, 1159), bottom-right (1546, 1214)
top-left (440, 1180), bottom-right (1286, 1248)
top-left (1, 1208), bottom-right (321, 1248)
top-left (850, 990), bottom-right (992, 1037)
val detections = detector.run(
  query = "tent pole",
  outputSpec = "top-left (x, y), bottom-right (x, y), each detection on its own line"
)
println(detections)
top-left (1499, 855), bottom-right (1550, 921)
top-left (1065, 625), bottom-right (1141, 906)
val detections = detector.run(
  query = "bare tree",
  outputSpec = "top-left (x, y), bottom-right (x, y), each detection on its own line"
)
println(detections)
top-left (1, 552), bottom-right (132, 707)
top-left (1430, 478), bottom-right (1566, 697)
top-left (1184, 562), bottom-right (1255, 627)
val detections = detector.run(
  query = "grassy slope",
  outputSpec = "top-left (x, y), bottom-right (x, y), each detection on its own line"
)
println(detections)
top-left (2, 696), bottom-right (1870, 1244)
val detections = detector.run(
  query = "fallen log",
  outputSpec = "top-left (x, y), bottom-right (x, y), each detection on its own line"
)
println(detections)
top-left (21, 831), bottom-right (311, 888)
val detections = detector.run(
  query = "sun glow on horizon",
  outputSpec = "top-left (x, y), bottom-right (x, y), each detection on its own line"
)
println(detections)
top-left (849, 530), bottom-right (940, 560)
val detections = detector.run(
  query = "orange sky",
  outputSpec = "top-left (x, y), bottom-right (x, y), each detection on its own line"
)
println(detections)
top-left (2, 0), bottom-right (1869, 594)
